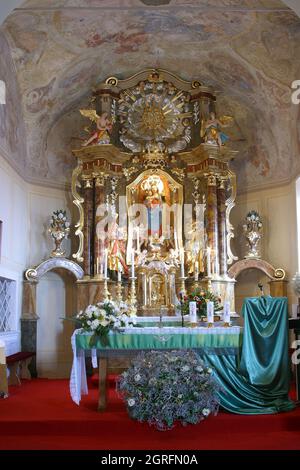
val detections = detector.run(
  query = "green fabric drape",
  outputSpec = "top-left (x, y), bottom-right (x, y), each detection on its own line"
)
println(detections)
top-left (206, 296), bottom-right (294, 415)
top-left (231, 296), bottom-right (294, 414)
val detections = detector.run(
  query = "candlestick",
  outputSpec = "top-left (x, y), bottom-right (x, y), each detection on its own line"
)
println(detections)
top-left (131, 250), bottom-right (135, 278)
top-left (128, 276), bottom-right (137, 316)
top-left (206, 247), bottom-right (211, 278)
top-left (207, 301), bottom-right (214, 327)
top-left (116, 280), bottom-right (123, 303)
top-left (103, 277), bottom-right (110, 301)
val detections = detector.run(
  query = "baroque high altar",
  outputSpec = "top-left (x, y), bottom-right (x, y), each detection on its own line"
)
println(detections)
top-left (72, 69), bottom-right (239, 316)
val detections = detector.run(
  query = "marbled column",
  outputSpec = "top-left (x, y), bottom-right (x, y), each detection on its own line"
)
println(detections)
top-left (21, 280), bottom-right (39, 377)
top-left (217, 178), bottom-right (227, 276)
top-left (83, 179), bottom-right (93, 277)
top-left (94, 176), bottom-right (105, 276)
top-left (206, 174), bottom-right (219, 276)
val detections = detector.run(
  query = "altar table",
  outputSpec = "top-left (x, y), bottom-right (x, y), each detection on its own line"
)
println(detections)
top-left (70, 322), bottom-right (242, 411)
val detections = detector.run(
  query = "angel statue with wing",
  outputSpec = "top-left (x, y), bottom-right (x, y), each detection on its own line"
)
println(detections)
top-left (80, 109), bottom-right (113, 146)
top-left (201, 111), bottom-right (233, 148)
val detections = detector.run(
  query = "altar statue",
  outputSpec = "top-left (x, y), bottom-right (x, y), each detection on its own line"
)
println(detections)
top-left (141, 175), bottom-right (165, 237)
top-left (201, 112), bottom-right (232, 148)
top-left (80, 110), bottom-right (113, 146)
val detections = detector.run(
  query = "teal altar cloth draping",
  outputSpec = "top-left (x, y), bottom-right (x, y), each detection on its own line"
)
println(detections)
top-left (71, 297), bottom-right (295, 414)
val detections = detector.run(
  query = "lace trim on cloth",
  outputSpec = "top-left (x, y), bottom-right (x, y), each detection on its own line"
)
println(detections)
top-left (70, 328), bottom-right (88, 405)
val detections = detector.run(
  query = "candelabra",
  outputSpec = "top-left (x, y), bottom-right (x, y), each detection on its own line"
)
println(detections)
top-left (128, 276), bottom-right (137, 316)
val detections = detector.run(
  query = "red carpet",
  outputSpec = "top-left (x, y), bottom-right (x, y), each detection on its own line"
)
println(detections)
top-left (0, 377), bottom-right (299, 450)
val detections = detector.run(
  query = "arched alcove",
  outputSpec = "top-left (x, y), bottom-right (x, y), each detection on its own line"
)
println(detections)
top-left (22, 258), bottom-right (84, 377)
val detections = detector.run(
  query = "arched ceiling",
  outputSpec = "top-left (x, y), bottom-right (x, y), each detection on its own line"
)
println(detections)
top-left (0, 0), bottom-right (300, 192)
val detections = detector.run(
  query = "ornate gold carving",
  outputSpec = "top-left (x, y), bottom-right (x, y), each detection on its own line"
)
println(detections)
top-left (207, 174), bottom-right (217, 186)
top-left (192, 80), bottom-right (201, 89)
top-left (95, 173), bottom-right (106, 187)
top-left (123, 167), bottom-right (139, 181)
top-left (105, 76), bottom-right (118, 86)
top-left (274, 268), bottom-right (286, 280)
top-left (171, 167), bottom-right (185, 182)
top-left (226, 170), bottom-right (238, 265)
top-left (72, 161), bottom-right (84, 263)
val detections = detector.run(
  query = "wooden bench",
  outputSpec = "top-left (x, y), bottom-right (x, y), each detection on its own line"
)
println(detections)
top-left (6, 352), bottom-right (35, 386)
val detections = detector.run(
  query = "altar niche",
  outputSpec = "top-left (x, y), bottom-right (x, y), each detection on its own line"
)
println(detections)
top-left (71, 68), bottom-right (239, 316)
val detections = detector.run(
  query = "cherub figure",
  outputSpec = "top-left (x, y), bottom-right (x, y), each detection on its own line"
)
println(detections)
top-left (80, 110), bottom-right (113, 147)
top-left (201, 111), bottom-right (233, 148)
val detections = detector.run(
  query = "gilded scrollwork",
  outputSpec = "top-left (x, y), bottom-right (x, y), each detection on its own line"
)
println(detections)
top-left (72, 160), bottom-right (84, 263)
top-left (226, 170), bottom-right (238, 265)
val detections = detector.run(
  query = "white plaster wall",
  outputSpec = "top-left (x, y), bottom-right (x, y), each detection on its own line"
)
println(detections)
top-left (0, 152), bottom-right (76, 376)
top-left (231, 180), bottom-right (298, 313)
top-left (0, 154), bottom-right (28, 350)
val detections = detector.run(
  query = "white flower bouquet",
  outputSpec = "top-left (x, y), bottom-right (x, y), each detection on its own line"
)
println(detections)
top-left (76, 300), bottom-right (136, 340)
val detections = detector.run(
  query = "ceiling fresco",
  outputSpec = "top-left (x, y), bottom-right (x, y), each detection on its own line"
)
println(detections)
top-left (0, 0), bottom-right (299, 191)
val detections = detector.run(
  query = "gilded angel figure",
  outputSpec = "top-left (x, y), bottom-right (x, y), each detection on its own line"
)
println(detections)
top-left (201, 112), bottom-right (233, 148)
top-left (80, 109), bottom-right (113, 146)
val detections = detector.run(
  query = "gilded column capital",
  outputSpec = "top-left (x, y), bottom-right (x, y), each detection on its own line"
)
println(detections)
top-left (207, 174), bottom-right (217, 187)
top-left (95, 173), bottom-right (106, 187)
top-left (83, 178), bottom-right (92, 189)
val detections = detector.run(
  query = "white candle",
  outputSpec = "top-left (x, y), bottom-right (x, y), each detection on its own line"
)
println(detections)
top-left (104, 249), bottom-right (108, 279)
top-left (189, 301), bottom-right (197, 323)
top-left (131, 250), bottom-right (135, 278)
top-left (207, 247), bottom-right (211, 277)
top-left (117, 268), bottom-right (122, 283)
top-left (180, 249), bottom-right (185, 278)
top-left (207, 301), bottom-right (214, 324)
top-left (174, 229), bottom-right (179, 253)
top-left (136, 226), bottom-right (140, 253)
top-left (194, 261), bottom-right (199, 281)
top-left (223, 301), bottom-right (231, 323)
top-left (100, 263), bottom-right (104, 276)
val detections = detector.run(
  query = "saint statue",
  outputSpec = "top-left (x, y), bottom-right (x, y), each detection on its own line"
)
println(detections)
top-left (141, 176), bottom-right (165, 237)
top-left (201, 112), bottom-right (232, 148)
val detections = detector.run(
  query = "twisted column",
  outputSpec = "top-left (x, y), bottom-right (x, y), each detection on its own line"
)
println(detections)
top-left (217, 178), bottom-right (227, 276)
top-left (206, 174), bottom-right (219, 276)
top-left (83, 179), bottom-right (93, 277)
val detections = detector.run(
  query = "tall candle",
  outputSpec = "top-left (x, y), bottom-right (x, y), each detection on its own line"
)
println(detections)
top-left (207, 247), bottom-right (211, 277)
top-left (223, 301), bottom-right (231, 323)
top-left (194, 261), bottom-right (199, 281)
top-left (131, 250), bottom-right (135, 278)
top-left (189, 301), bottom-right (197, 324)
top-left (104, 249), bottom-right (108, 279)
top-left (207, 301), bottom-right (214, 324)
top-left (136, 226), bottom-right (140, 253)
top-left (174, 229), bottom-right (179, 252)
top-left (0, 341), bottom-right (5, 364)
top-left (117, 268), bottom-right (122, 283)
top-left (180, 249), bottom-right (185, 278)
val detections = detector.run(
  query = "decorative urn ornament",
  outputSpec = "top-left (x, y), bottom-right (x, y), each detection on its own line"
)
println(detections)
top-left (48, 210), bottom-right (70, 257)
top-left (243, 210), bottom-right (263, 259)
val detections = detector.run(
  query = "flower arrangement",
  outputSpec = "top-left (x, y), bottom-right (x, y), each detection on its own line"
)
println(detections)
top-left (76, 300), bottom-right (135, 339)
top-left (48, 209), bottom-right (70, 257)
top-left (117, 350), bottom-right (220, 431)
top-left (179, 288), bottom-right (222, 319)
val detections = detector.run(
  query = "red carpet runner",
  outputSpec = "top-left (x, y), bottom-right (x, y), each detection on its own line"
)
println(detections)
top-left (0, 377), bottom-right (299, 450)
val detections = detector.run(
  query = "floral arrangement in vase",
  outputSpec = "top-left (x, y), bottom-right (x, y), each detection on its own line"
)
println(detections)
top-left (117, 350), bottom-right (220, 431)
top-left (48, 209), bottom-right (70, 257)
top-left (179, 288), bottom-right (222, 320)
top-left (76, 300), bottom-right (136, 341)
top-left (243, 210), bottom-right (263, 259)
